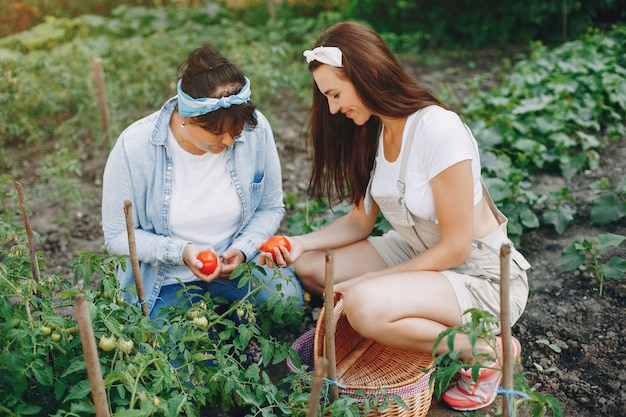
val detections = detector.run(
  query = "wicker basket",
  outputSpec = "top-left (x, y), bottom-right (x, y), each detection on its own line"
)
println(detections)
top-left (309, 297), bottom-right (434, 417)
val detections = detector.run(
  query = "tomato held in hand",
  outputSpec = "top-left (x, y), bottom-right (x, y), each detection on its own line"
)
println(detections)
top-left (197, 250), bottom-right (218, 275)
top-left (262, 235), bottom-right (291, 262)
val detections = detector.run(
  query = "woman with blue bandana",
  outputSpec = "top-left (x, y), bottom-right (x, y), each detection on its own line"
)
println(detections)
top-left (259, 22), bottom-right (530, 412)
top-left (102, 45), bottom-right (304, 324)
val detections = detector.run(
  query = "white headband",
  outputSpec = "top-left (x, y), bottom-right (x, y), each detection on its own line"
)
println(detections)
top-left (303, 46), bottom-right (343, 67)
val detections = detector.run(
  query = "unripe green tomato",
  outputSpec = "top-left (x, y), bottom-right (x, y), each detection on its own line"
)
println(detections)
top-left (61, 327), bottom-right (77, 334)
top-left (193, 316), bottom-right (209, 328)
top-left (40, 325), bottom-right (52, 337)
top-left (117, 339), bottom-right (133, 354)
top-left (99, 335), bottom-right (117, 352)
top-left (50, 332), bottom-right (61, 342)
top-left (236, 308), bottom-right (245, 319)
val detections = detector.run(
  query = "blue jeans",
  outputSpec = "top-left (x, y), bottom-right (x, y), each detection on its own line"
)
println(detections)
top-left (150, 257), bottom-right (303, 323)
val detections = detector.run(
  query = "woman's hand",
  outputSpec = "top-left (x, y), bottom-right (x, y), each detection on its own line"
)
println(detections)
top-left (183, 244), bottom-right (221, 282)
top-left (257, 236), bottom-right (301, 268)
top-left (219, 247), bottom-right (246, 278)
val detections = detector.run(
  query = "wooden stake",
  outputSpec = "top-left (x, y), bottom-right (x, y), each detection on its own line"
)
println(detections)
top-left (266, 0), bottom-right (276, 21)
top-left (307, 357), bottom-right (329, 417)
top-left (500, 243), bottom-right (513, 417)
top-left (323, 249), bottom-right (339, 403)
top-left (123, 200), bottom-right (149, 316)
top-left (75, 293), bottom-right (111, 417)
top-left (15, 181), bottom-right (40, 285)
top-left (92, 58), bottom-right (110, 132)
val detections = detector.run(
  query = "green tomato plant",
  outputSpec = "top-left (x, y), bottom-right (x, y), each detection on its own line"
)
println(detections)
top-left (590, 175), bottom-right (626, 225)
top-left (430, 308), bottom-right (564, 417)
top-left (0, 219), bottom-right (308, 417)
top-left (558, 232), bottom-right (626, 297)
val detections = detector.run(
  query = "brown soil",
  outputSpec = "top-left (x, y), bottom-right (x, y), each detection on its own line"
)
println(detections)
top-left (22, 50), bottom-right (626, 417)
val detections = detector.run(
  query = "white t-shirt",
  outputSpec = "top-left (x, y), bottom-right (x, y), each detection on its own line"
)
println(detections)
top-left (370, 106), bottom-right (482, 223)
top-left (164, 129), bottom-right (241, 284)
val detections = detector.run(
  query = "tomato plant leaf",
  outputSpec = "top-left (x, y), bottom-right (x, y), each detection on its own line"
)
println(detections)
top-left (61, 358), bottom-right (86, 378)
top-left (33, 361), bottom-right (54, 386)
top-left (64, 380), bottom-right (92, 401)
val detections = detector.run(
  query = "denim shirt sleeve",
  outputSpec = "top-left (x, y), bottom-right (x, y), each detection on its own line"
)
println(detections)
top-left (228, 111), bottom-right (285, 260)
top-left (101, 105), bottom-right (189, 268)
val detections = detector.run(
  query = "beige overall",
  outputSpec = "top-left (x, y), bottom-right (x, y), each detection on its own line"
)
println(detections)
top-left (365, 110), bottom-right (530, 329)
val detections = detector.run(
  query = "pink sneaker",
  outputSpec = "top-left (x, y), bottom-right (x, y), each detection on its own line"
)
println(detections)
top-left (442, 336), bottom-right (521, 411)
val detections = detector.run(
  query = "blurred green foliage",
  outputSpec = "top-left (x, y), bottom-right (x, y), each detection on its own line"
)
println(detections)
top-left (3, 0), bottom-right (626, 47)
top-left (0, 3), bottom-right (624, 247)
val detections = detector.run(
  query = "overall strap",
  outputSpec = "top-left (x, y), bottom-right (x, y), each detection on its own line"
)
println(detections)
top-left (397, 107), bottom-right (431, 202)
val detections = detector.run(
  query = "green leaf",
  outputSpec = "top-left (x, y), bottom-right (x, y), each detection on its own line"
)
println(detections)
top-left (235, 385), bottom-right (259, 405)
top-left (542, 204), bottom-right (576, 235)
top-left (576, 131), bottom-right (601, 150)
top-left (591, 194), bottom-right (626, 224)
top-left (558, 244), bottom-right (586, 271)
top-left (593, 233), bottom-right (626, 251)
top-left (598, 257), bottom-right (626, 279)
top-left (112, 408), bottom-right (146, 417)
top-left (14, 403), bottom-right (42, 415)
top-left (61, 358), bottom-right (86, 377)
top-left (390, 394), bottom-right (409, 410)
top-left (483, 178), bottom-right (510, 202)
top-left (519, 205), bottom-right (540, 229)
top-left (512, 95), bottom-right (554, 114)
top-left (33, 361), bottom-right (54, 386)
top-left (64, 379), bottom-right (92, 401)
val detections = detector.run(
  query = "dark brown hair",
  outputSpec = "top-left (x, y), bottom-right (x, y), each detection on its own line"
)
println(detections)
top-left (178, 45), bottom-right (257, 136)
top-left (306, 21), bottom-right (442, 206)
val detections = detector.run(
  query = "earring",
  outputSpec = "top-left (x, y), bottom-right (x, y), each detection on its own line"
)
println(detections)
top-left (181, 121), bottom-right (185, 128)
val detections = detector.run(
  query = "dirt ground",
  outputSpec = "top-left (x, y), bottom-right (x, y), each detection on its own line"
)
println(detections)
top-left (23, 51), bottom-right (626, 417)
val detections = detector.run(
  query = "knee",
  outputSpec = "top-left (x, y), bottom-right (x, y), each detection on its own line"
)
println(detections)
top-left (342, 289), bottom-right (381, 339)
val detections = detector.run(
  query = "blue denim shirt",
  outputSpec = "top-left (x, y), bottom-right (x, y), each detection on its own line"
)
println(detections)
top-left (101, 97), bottom-right (285, 312)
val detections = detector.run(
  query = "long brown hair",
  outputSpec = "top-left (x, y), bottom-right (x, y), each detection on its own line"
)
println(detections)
top-left (306, 21), bottom-right (442, 206)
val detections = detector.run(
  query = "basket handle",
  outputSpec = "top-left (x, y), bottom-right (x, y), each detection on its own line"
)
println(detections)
top-left (323, 249), bottom-right (339, 403)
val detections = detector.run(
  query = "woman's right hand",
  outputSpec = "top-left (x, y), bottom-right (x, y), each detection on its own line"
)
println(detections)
top-left (183, 243), bottom-right (221, 282)
top-left (257, 236), bottom-right (301, 268)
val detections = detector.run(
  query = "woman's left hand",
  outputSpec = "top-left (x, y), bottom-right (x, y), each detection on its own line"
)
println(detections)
top-left (219, 248), bottom-right (246, 278)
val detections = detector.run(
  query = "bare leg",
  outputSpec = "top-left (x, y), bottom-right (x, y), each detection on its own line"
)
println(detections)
top-left (342, 271), bottom-right (495, 359)
top-left (294, 239), bottom-right (388, 294)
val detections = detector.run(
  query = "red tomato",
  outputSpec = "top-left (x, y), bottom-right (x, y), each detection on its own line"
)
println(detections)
top-left (197, 250), bottom-right (218, 275)
top-left (262, 236), bottom-right (291, 262)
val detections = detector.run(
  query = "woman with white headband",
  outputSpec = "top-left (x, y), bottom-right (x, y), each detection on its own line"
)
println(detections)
top-left (259, 21), bottom-right (530, 411)
top-left (102, 45), bottom-right (303, 330)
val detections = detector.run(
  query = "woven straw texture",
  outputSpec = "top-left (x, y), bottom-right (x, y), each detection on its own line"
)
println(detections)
top-left (313, 297), bottom-right (435, 417)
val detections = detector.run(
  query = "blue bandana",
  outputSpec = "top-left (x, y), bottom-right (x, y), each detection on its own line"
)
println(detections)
top-left (177, 76), bottom-right (251, 117)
